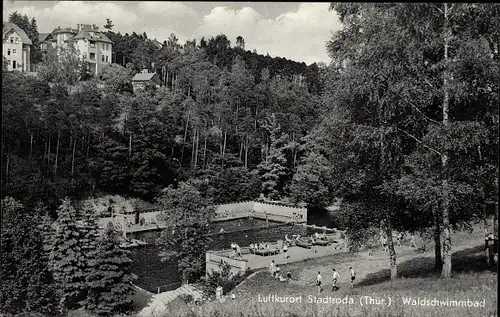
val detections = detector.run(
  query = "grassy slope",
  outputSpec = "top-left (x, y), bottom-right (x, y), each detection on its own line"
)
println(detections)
top-left (162, 226), bottom-right (497, 317)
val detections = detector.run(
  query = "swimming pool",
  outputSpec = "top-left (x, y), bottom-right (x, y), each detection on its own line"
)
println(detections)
top-left (128, 218), bottom-right (331, 292)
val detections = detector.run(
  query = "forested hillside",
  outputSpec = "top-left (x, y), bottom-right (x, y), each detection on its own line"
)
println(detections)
top-left (2, 16), bottom-right (324, 212)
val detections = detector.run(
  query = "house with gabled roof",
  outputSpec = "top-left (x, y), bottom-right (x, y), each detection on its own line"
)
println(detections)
top-left (131, 71), bottom-right (161, 92)
top-left (2, 22), bottom-right (33, 72)
top-left (39, 32), bottom-right (55, 52)
top-left (46, 23), bottom-right (113, 76)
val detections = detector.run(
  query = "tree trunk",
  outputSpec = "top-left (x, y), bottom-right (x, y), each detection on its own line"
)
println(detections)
top-left (191, 129), bottom-right (196, 171)
top-left (478, 145), bottom-right (489, 265)
top-left (493, 178), bottom-right (499, 265)
top-left (47, 134), bottom-right (51, 165)
top-left (194, 128), bottom-right (199, 173)
top-left (203, 131), bottom-right (207, 170)
top-left (44, 136), bottom-right (48, 164)
top-left (493, 202), bottom-right (498, 265)
top-left (254, 107), bottom-right (258, 130)
top-left (292, 132), bottom-right (296, 167)
top-left (29, 133), bottom-right (33, 160)
top-left (54, 130), bottom-right (60, 175)
top-left (384, 220), bottom-right (398, 280)
top-left (181, 112), bottom-right (190, 165)
top-left (239, 138), bottom-right (243, 161)
top-left (128, 132), bottom-right (132, 160)
top-left (5, 153), bottom-right (9, 186)
top-left (245, 135), bottom-right (249, 168)
top-left (71, 137), bottom-right (77, 176)
top-left (440, 3), bottom-right (452, 279)
top-left (221, 130), bottom-right (227, 170)
top-left (434, 210), bottom-right (443, 271)
top-left (86, 133), bottom-right (91, 161)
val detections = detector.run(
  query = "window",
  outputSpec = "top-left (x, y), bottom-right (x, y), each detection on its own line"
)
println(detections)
top-left (101, 55), bottom-right (105, 62)
top-left (83, 52), bottom-right (88, 59)
top-left (90, 52), bottom-right (95, 60)
top-left (13, 61), bottom-right (16, 69)
top-left (12, 49), bottom-right (16, 55)
top-left (105, 55), bottom-right (108, 62)
top-left (15, 37), bottom-right (19, 44)
top-left (10, 37), bottom-right (13, 43)
top-left (7, 49), bottom-right (11, 56)
top-left (90, 41), bottom-right (96, 48)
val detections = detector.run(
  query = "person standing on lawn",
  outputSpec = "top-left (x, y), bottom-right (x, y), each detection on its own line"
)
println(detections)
top-left (316, 271), bottom-right (323, 294)
top-left (410, 234), bottom-right (417, 248)
top-left (283, 243), bottom-right (288, 259)
top-left (349, 267), bottom-right (356, 288)
top-left (270, 260), bottom-right (276, 277)
top-left (332, 268), bottom-right (340, 291)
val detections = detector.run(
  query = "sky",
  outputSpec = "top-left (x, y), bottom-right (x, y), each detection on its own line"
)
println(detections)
top-left (3, 1), bottom-right (342, 65)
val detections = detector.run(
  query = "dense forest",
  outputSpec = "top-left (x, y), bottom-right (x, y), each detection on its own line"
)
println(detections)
top-left (2, 14), bottom-right (324, 212)
top-left (1, 4), bottom-right (498, 317)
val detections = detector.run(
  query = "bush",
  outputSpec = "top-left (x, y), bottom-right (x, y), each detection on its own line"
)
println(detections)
top-left (178, 294), bottom-right (194, 304)
top-left (204, 261), bottom-right (252, 298)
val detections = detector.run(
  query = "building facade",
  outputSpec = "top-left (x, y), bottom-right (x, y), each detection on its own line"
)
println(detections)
top-left (131, 72), bottom-right (161, 92)
top-left (2, 22), bottom-right (32, 72)
top-left (41, 24), bottom-right (113, 76)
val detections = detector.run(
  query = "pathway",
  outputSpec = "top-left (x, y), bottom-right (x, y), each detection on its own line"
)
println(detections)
top-left (138, 284), bottom-right (203, 317)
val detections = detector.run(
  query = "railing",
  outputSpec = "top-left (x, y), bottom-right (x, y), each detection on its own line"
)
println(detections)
top-left (156, 281), bottom-right (183, 294)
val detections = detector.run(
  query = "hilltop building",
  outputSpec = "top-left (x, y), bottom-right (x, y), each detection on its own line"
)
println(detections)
top-left (39, 23), bottom-right (113, 76)
top-left (2, 22), bottom-right (33, 72)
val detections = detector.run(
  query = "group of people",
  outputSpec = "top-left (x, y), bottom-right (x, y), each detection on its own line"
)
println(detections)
top-left (250, 242), bottom-right (272, 251)
top-left (376, 233), bottom-right (417, 254)
top-left (314, 232), bottom-right (327, 240)
top-left (231, 243), bottom-right (242, 257)
top-left (269, 260), bottom-right (292, 282)
top-left (316, 267), bottom-right (356, 294)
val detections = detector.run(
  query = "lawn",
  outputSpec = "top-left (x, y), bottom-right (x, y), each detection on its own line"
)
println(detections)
top-left (160, 226), bottom-right (497, 317)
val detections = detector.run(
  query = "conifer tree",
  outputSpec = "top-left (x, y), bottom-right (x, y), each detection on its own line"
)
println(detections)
top-left (0, 198), bottom-right (59, 315)
top-left (49, 198), bottom-right (86, 311)
top-left (257, 113), bottom-right (289, 200)
top-left (84, 228), bottom-right (135, 316)
top-left (78, 202), bottom-right (100, 304)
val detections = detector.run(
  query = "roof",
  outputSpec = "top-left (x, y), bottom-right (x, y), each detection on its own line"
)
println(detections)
top-left (132, 73), bottom-right (158, 81)
top-left (52, 27), bottom-right (78, 35)
top-left (71, 29), bottom-right (113, 44)
top-left (3, 22), bottom-right (32, 45)
top-left (151, 38), bottom-right (163, 48)
top-left (39, 33), bottom-right (51, 42)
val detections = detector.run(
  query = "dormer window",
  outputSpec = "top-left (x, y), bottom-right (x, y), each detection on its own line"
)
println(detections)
top-left (90, 41), bottom-right (96, 48)
top-left (10, 37), bottom-right (14, 43)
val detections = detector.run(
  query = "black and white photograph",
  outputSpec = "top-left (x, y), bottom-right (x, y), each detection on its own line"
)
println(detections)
top-left (1, 2), bottom-right (498, 317)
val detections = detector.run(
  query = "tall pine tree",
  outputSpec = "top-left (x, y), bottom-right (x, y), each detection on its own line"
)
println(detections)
top-left (0, 198), bottom-right (59, 316)
top-left (84, 228), bottom-right (135, 316)
top-left (49, 198), bottom-right (86, 311)
top-left (78, 202), bottom-right (100, 305)
top-left (257, 113), bottom-right (289, 200)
